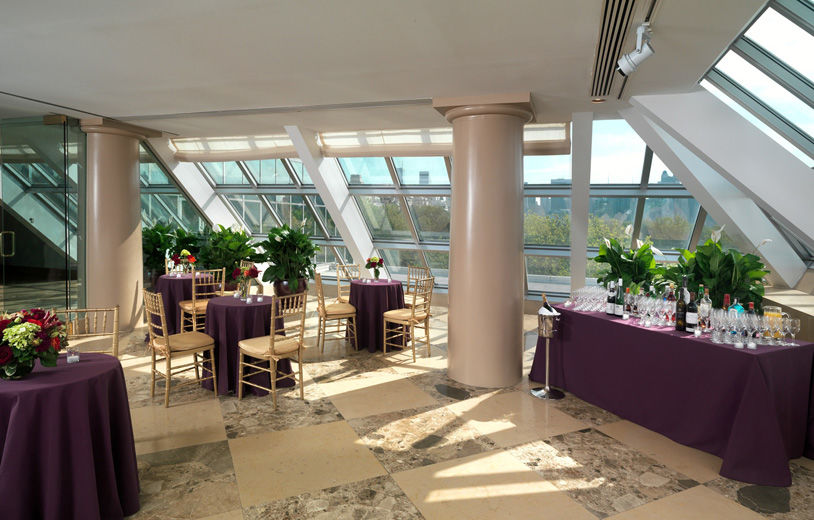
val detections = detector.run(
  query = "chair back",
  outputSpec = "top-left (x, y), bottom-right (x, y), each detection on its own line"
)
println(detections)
top-left (336, 263), bottom-right (361, 301)
top-left (269, 292), bottom-right (308, 355)
top-left (165, 258), bottom-right (185, 275)
top-left (410, 276), bottom-right (434, 320)
top-left (406, 265), bottom-right (431, 294)
top-left (143, 290), bottom-right (169, 346)
top-left (315, 272), bottom-right (327, 314)
top-left (193, 268), bottom-right (226, 302)
top-left (55, 306), bottom-right (120, 357)
top-left (239, 260), bottom-right (254, 270)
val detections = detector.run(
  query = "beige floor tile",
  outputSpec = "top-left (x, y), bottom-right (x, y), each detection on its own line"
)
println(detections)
top-left (326, 377), bottom-right (438, 419)
top-left (229, 420), bottom-right (386, 506)
top-left (194, 510), bottom-right (244, 520)
top-left (446, 391), bottom-right (588, 448)
top-left (792, 456), bottom-right (814, 472)
top-left (131, 398), bottom-right (226, 455)
top-left (607, 486), bottom-right (764, 520)
top-left (598, 420), bottom-right (722, 483)
top-left (393, 450), bottom-right (595, 520)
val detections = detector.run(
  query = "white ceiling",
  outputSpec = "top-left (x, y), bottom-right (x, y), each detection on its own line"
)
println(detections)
top-left (0, 0), bottom-right (764, 137)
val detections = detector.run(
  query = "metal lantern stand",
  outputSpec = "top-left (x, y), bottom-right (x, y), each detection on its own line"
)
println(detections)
top-left (531, 299), bottom-right (565, 400)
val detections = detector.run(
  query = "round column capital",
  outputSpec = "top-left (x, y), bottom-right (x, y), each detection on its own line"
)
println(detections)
top-left (443, 104), bottom-right (534, 124)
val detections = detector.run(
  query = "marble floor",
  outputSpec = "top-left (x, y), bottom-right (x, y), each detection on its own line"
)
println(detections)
top-left (115, 297), bottom-right (813, 520)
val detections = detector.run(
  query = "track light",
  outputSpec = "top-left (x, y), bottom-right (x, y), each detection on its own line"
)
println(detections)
top-left (617, 23), bottom-right (654, 77)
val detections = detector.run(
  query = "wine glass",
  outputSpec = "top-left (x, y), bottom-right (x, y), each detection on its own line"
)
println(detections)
top-left (785, 318), bottom-right (801, 346)
top-left (710, 309), bottom-right (722, 343)
top-left (656, 300), bottom-right (666, 327)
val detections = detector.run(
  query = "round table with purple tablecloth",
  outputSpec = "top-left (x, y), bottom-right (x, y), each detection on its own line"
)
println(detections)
top-left (203, 295), bottom-right (292, 396)
top-left (154, 273), bottom-right (196, 334)
top-left (0, 353), bottom-right (140, 520)
top-left (349, 279), bottom-right (405, 352)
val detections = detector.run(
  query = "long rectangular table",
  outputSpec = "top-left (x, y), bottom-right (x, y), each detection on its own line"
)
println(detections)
top-left (529, 306), bottom-right (814, 487)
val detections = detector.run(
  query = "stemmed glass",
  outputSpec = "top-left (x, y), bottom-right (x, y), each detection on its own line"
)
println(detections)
top-left (769, 317), bottom-right (784, 345)
top-left (785, 318), bottom-right (801, 346)
top-left (745, 314), bottom-right (760, 349)
top-left (709, 309), bottom-right (722, 343)
top-left (656, 301), bottom-right (667, 327)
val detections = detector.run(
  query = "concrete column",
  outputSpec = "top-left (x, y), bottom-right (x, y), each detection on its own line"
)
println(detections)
top-left (570, 112), bottom-right (592, 291)
top-left (434, 94), bottom-right (534, 388)
top-left (80, 118), bottom-right (160, 330)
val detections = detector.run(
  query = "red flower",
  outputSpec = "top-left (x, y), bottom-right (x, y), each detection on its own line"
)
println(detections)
top-left (27, 319), bottom-right (43, 328)
top-left (378, 258), bottom-right (383, 266)
top-left (0, 319), bottom-right (11, 334)
top-left (51, 337), bottom-right (61, 351)
top-left (248, 266), bottom-right (259, 278)
top-left (171, 254), bottom-right (181, 264)
top-left (232, 267), bottom-right (242, 280)
top-left (187, 256), bottom-right (196, 263)
top-left (0, 345), bottom-right (11, 365)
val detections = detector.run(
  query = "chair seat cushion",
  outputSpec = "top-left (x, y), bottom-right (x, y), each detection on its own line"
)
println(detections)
top-left (152, 331), bottom-right (214, 352)
top-left (179, 299), bottom-right (209, 312)
top-left (324, 302), bottom-right (356, 316)
top-left (383, 308), bottom-right (428, 322)
top-left (405, 295), bottom-right (426, 307)
top-left (238, 334), bottom-right (299, 357)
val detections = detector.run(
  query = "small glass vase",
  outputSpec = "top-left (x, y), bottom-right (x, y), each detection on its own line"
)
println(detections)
top-left (373, 268), bottom-right (380, 280)
top-left (239, 281), bottom-right (250, 299)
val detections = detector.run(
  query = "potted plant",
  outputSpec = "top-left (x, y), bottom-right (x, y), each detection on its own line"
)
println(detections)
top-left (172, 228), bottom-right (205, 259)
top-left (258, 224), bottom-right (318, 296)
top-left (593, 237), bottom-right (661, 291)
top-left (197, 225), bottom-right (260, 287)
top-left (142, 222), bottom-right (175, 288)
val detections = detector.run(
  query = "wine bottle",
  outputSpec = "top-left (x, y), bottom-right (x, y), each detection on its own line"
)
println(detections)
top-left (614, 278), bottom-right (624, 317)
top-left (746, 302), bottom-right (756, 315)
top-left (667, 283), bottom-right (677, 323)
top-left (722, 293), bottom-right (730, 312)
top-left (606, 282), bottom-right (616, 315)
top-left (699, 288), bottom-right (712, 332)
top-left (624, 287), bottom-right (633, 315)
top-left (675, 276), bottom-right (688, 332)
top-left (686, 291), bottom-right (698, 334)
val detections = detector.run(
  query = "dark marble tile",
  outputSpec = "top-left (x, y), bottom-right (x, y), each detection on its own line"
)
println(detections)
top-left (705, 459), bottom-right (814, 519)
top-left (126, 373), bottom-right (218, 409)
top-left (244, 475), bottom-right (423, 519)
top-left (550, 394), bottom-right (621, 426)
top-left (304, 354), bottom-right (396, 384)
top-left (407, 371), bottom-right (495, 405)
top-left (131, 441), bottom-right (241, 520)
top-left (509, 428), bottom-right (693, 518)
top-left (347, 404), bottom-right (496, 473)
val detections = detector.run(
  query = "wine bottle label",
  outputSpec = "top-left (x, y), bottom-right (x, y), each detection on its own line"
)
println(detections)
top-left (614, 304), bottom-right (623, 316)
top-left (686, 312), bottom-right (698, 324)
top-left (606, 302), bottom-right (614, 314)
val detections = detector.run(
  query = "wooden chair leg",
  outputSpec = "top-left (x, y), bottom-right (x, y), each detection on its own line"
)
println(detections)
top-left (209, 348), bottom-right (218, 395)
top-left (271, 359), bottom-right (278, 410)
top-left (353, 316), bottom-right (358, 350)
top-left (383, 320), bottom-right (387, 353)
top-left (411, 323), bottom-right (417, 362)
top-left (194, 352), bottom-right (201, 381)
top-left (164, 355), bottom-right (172, 408)
top-left (298, 351), bottom-right (304, 401)
top-left (318, 316), bottom-right (325, 353)
top-left (237, 352), bottom-right (244, 400)
top-left (425, 319), bottom-right (431, 356)
top-left (150, 349), bottom-right (157, 398)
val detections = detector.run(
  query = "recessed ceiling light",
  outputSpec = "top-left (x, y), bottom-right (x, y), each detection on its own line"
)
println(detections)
top-left (591, 98), bottom-right (605, 103)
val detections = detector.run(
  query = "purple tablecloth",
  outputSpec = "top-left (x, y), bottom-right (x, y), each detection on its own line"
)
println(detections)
top-left (349, 279), bottom-right (405, 353)
top-left (203, 296), bottom-right (292, 396)
top-left (154, 274), bottom-right (195, 334)
top-left (529, 306), bottom-right (814, 487)
top-left (0, 354), bottom-right (140, 520)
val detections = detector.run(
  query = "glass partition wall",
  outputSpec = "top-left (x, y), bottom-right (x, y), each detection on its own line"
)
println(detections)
top-left (0, 117), bottom-right (85, 311)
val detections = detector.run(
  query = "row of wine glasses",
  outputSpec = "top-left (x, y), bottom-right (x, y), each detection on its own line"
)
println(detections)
top-left (566, 286), bottom-right (608, 312)
top-left (707, 309), bottom-right (800, 346)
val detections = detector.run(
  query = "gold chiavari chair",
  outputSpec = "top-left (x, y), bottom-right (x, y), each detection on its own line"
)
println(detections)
top-left (405, 265), bottom-right (431, 308)
top-left (179, 268), bottom-right (225, 332)
top-left (237, 292), bottom-right (308, 409)
top-left (384, 276), bottom-right (434, 362)
top-left (336, 263), bottom-right (362, 303)
top-left (315, 273), bottom-right (358, 353)
top-left (143, 290), bottom-right (217, 408)
top-left (55, 306), bottom-right (120, 357)
top-left (165, 258), bottom-right (186, 275)
top-left (239, 259), bottom-right (254, 270)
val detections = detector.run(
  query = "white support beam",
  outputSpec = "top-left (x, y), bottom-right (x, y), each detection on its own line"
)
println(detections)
top-left (621, 107), bottom-right (807, 287)
top-left (285, 125), bottom-right (376, 268)
top-left (147, 138), bottom-right (241, 229)
top-left (630, 91), bottom-right (814, 247)
top-left (570, 112), bottom-right (592, 293)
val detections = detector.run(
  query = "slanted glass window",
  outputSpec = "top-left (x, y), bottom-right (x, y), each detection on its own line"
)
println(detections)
top-left (744, 8), bottom-right (814, 79)
top-left (355, 195), bottom-right (411, 240)
top-left (379, 248), bottom-right (424, 281)
top-left (526, 256), bottom-right (571, 294)
top-left (524, 197), bottom-right (570, 246)
top-left (647, 153), bottom-right (680, 185)
top-left (523, 155), bottom-right (571, 185)
top-left (202, 162), bottom-right (249, 184)
top-left (716, 52), bottom-right (814, 136)
top-left (405, 196), bottom-right (451, 241)
top-left (245, 159), bottom-right (292, 184)
top-left (308, 195), bottom-right (340, 238)
top-left (287, 158), bottom-right (313, 184)
top-left (139, 145), bottom-right (171, 185)
top-left (225, 194), bottom-right (275, 233)
top-left (266, 194), bottom-right (319, 236)
top-left (697, 214), bottom-right (739, 250)
top-left (425, 251), bottom-right (449, 287)
top-left (590, 120), bottom-right (646, 184)
top-left (339, 157), bottom-right (392, 185)
top-left (588, 197), bottom-right (637, 247)
top-left (392, 157), bottom-right (449, 185)
top-left (639, 198), bottom-right (700, 251)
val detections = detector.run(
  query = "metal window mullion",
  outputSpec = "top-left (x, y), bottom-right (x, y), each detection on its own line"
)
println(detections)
top-left (689, 207), bottom-right (708, 249)
top-left (282, 158), bottom-right (303, 186)
top-left (733, 38), bottom-right (814, 110)
top-left (631, 197), bottom-right (646, 248)
top-left (773, 0), bottom-right (814, 35)
top-left (301, 195), bottom-right (331, 240)
top-left (140, 143), bottom-right (211, 227)
top-left (386, 157), bottom-right (428, 269)
top-left (258, 194), bottom-right (284, 229)
top-left (236, 161), bottom-right (257, 187)
top-left (444, 156), bottom-right (453, 184)
top-left (640, 147), bottom-right (654, 186)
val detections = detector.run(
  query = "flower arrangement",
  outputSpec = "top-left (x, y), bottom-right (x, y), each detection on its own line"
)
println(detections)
top-left (365, 256), bottom-right (384, 280)
top-left (0, 309), bottom-right (67, 379)
top-left (171, 249), bottom-right (197, 273)
top-left (232, 265), bottom-right (260, 298)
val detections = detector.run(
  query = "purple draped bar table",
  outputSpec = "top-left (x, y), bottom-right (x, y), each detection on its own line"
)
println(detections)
top-left (202, 295), bottom-right (291, 396)
top-left (0, 354), bottom-right (140, 520)
top-left (349, 279), bottom-right (405, 352)
top-left (529, 305), bottom-right (814, 487)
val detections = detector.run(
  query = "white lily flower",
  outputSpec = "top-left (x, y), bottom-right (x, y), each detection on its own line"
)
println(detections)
top-left (274, 235), bottom-right (282, 242)
top-left (603, 237), bottom-right (611, 248)
top-left (624, 224), bottom-right (633, 237)
top-left (301, 218), bottom-right (308, 228)
top-left (635, 239), bottom-right (644, 249)
top-left (710, 225), bottom-right (725, 243)
top-left (281, 229), bottom-right (289, 236)
top-left (757, 238), bottom-right (772, 249)
top-left (651, 245), bottom-right (664, 256)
